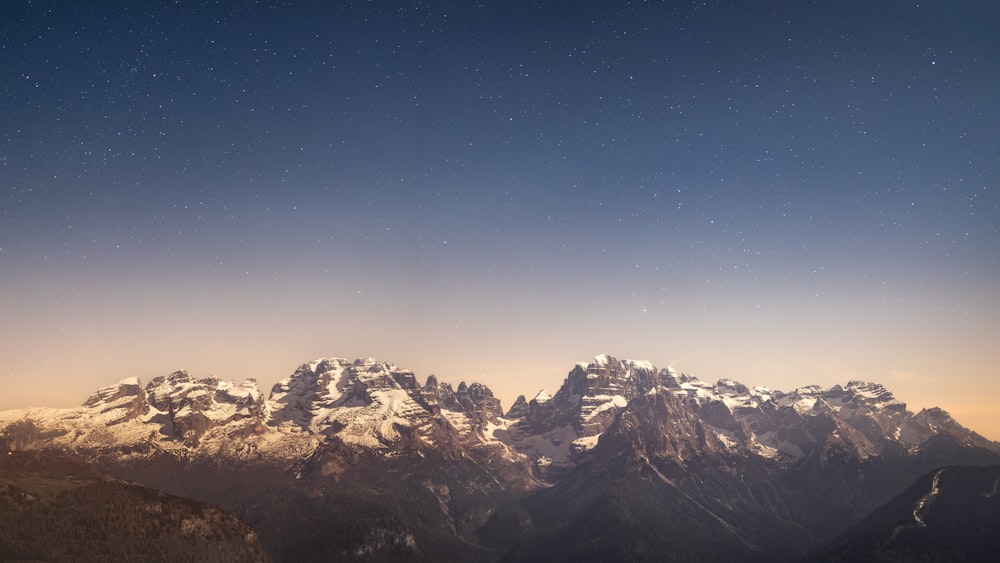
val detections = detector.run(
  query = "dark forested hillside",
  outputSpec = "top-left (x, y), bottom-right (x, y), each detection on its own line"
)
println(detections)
top-left (816, 465), bottom-right (1000, 562)
top-left (0, 451), bottom-right (269, 563)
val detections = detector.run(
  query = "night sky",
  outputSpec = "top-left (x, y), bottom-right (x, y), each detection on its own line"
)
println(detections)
top-left (2, 1), bottom-right (999, 438)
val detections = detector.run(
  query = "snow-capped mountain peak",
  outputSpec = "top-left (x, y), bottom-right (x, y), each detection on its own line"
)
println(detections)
top-left (142, 370), bottom-right (267, 444)
top-left (266, 358), bottom-right (424, 442)
top-left (532, 389), bottom-right (551, 404)
top-left (80, 377), bottom-right (149, 425)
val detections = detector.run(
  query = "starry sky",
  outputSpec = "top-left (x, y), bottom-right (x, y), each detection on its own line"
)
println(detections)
top-left (2, 1), bottom-right (999, 438)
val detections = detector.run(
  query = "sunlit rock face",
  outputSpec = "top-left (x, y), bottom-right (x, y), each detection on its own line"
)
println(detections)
top-left (82, 378), bottom-right (150, 426)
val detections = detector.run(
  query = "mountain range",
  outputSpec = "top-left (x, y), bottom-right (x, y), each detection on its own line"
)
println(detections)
top-left (1, 354), bottom-right (997, 561)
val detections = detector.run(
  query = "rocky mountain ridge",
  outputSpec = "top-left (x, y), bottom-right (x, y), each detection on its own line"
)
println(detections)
top-left (2, 353), bottom-right (995, 486)
top-left (1, 354), bottom-right (997, 561)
